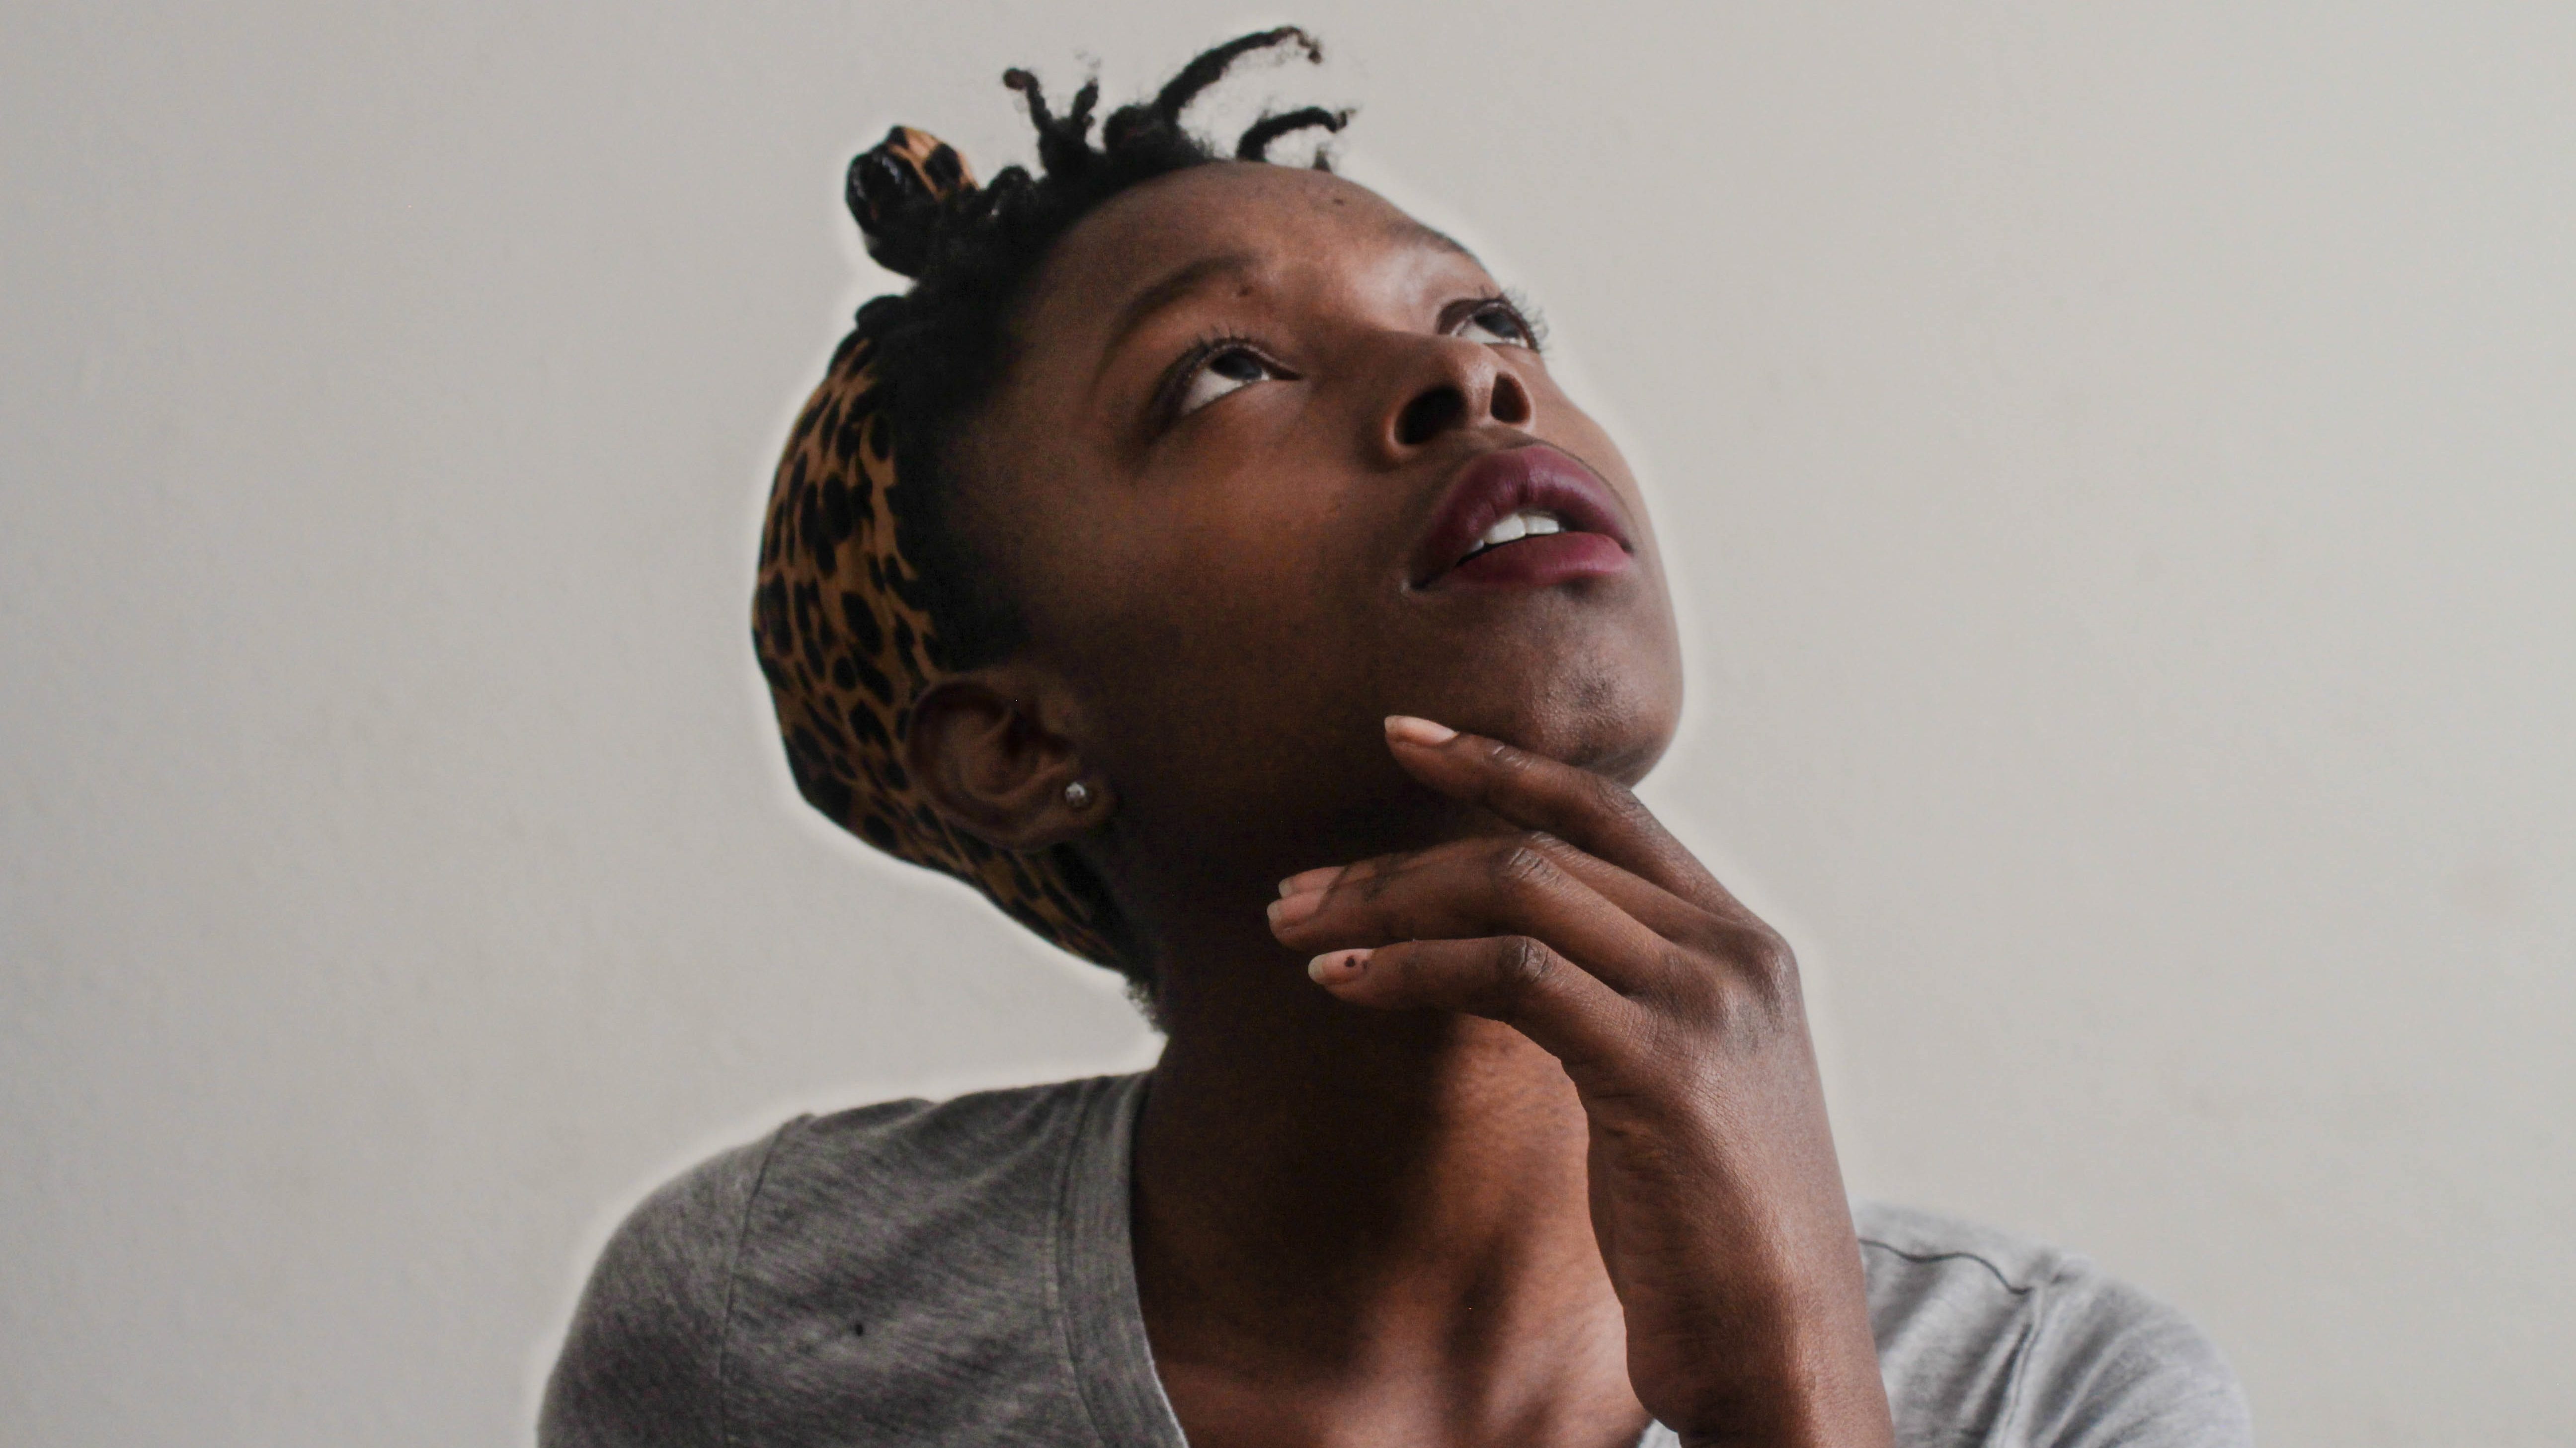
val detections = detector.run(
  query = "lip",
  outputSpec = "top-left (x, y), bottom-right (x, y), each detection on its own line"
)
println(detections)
top-left (1407, 443), bottom-right (1636, 590)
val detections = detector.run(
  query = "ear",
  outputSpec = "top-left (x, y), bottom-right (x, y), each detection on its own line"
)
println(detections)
top-left (905, 671), bottom-right (1108, 851)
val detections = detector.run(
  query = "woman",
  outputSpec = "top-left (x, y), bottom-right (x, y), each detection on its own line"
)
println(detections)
top-left (543, 29), bottom-right (2250, 1448)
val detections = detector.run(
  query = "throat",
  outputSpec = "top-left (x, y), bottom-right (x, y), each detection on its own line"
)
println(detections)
top-left (1131, 988), bottom-right (1634, 1436)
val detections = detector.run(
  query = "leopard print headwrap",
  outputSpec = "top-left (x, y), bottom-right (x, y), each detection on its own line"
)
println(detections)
top-left (752, 126), bottom-right (1126, 969)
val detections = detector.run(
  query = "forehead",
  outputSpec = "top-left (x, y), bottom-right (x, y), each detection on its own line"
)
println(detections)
top-left (1021, 163), bottom-right (1477, 335)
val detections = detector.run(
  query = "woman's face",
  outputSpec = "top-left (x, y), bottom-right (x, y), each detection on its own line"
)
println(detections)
top-left (954, 161), bottom-right (1683, 885)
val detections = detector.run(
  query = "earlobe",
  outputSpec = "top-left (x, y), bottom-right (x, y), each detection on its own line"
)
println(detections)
top-left (905, 674), bottom-right (1108, 850)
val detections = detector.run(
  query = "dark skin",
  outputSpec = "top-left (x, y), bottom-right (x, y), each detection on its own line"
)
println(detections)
top-left (906, 161), bottom-right (1894, 1448)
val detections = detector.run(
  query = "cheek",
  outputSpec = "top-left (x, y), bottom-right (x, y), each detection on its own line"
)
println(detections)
top-left (1027, 458), bottom-right (1378, 708)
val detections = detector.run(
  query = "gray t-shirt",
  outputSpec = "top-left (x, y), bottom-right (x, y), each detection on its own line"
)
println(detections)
top-left (541, 1073), bottom-right (2251, 1447)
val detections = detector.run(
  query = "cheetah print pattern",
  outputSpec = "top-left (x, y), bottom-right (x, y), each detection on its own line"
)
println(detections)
top-left (752, 127), bottom-right (1125, 969)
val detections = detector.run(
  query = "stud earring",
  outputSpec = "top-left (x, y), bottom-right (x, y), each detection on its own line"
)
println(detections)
top-left (1062, 781), bottom-right (1092, 810)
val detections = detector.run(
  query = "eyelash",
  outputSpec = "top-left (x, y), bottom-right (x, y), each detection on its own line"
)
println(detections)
top-left (1153, 329), bottom-right (1277, 426)
top-left (1476, 290), bottom-right (1550, 350)
top-left (1151, 292), bottom-right (1549, 430)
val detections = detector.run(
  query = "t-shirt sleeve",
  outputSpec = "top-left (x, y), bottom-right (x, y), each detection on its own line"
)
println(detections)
top-left (2015, 1264), bottom-right (2254, 1448)
top-left (538, 1131), bottom-right (786, 1448)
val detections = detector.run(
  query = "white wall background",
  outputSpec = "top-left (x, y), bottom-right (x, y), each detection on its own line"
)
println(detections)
top-left (3, 4), bottom-right (2569, 1445)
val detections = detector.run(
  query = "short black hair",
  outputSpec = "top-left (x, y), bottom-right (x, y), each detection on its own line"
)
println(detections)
top-left (850, 27), bottom-right (1350, 670)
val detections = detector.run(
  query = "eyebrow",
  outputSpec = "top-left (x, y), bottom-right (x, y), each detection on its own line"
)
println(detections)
top-left (1092, 224), bottom-right (1489, 384)
top-left (1392, 218), bottom-right (1477, 263)
top-left (1099, 252), bottom-right (1265, 372)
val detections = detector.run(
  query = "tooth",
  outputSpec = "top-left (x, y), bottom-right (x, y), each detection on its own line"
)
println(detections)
top-left (1479, 514), bottom-right (1530, 548)
top-left (1522, 512), bottom-right (1563, 536)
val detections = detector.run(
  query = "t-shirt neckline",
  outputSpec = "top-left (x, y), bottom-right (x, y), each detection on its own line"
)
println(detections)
top-left (1046, 1071), bottom-right (1673, 1448)
top-left (1052, 1072), bottom-right (1185, 1446)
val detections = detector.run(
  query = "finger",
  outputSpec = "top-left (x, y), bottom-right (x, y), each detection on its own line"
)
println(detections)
top-left (1271, 834), bottom-right (1678, 995)
top-left (1283, 834), bottom-right (1708, 949)
top-left (1382, 716), bottom-right (1743, 917)
top-left (1308, 935), bottom-right (1642, 1070)
top-left (1277, 865), bottom-right (1344, 897)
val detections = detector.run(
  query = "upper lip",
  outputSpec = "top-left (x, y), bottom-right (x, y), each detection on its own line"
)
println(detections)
top-left (1406, 442), bottom-right (1635, 587)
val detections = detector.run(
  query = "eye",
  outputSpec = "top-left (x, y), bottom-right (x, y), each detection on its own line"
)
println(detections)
top-left (1453, 299), bottom-right (1539, 349)
top-left (1174, 344), bottom-right (1285, 417)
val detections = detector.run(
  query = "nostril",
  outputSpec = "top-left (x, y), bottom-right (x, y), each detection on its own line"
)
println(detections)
top-left (1489, 373), bottom-right (1532, 426)
top-left (1395, 386), bottom-right (1468, 447)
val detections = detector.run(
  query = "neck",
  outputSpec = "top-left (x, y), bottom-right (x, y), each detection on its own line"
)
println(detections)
top-left (1128, 894), bottom-right (1645, 1442)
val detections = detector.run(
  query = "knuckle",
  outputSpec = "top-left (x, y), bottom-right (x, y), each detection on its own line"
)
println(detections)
top-left (1490, 934), bottom-right (1557, 998)
top-left (1739, 926), bottom-right (1798, 992)
top-left (1713, 927), bottom-right (1800, 1035)
top-left (1491, 838), bottom-right (1561, 892)
top-left (1589, 774), bottom-right (1651, 826)
top-left (1659, 923), bottom-right (1801, 1033)
top-left (1657, 945), bottom-right (1722, 1011)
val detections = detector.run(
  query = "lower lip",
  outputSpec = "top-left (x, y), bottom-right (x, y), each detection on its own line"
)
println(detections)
top-left (1437, 532), bottom-right (1632, 590)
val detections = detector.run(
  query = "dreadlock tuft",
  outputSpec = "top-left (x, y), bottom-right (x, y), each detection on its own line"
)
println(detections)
top-left (1150, 25), bottom-right (1321, 126)
top-left (1236, 105), bottom-right (1353, 162)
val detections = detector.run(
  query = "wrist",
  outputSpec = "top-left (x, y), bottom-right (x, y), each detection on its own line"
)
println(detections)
top-left (1671, 1383), bottom-right (1893, 1448)
top-left (1656, 1314), bottom-right (1894, 1448)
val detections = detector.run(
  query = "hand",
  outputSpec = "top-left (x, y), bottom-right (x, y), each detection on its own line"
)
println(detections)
top-left (1266, 717), bottom-right (1894, 1448)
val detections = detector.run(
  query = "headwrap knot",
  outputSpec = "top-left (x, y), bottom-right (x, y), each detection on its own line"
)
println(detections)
top-left (843, 125), bottom-right (973, 277)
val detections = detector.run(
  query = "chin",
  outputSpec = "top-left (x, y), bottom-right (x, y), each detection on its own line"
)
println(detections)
top-left (1540, 666), bottom-right (1682, 785)
top-left (1386, 535), bottom-right (1684, 773)
top-left (1414, 630), bottom-right (1683, 786)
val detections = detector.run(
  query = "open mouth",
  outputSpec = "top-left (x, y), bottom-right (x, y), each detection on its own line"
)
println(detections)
top-left (1457, 508), bottom-right (1570, 564)
top-left (1408, 444), bottom-right (1635, 590)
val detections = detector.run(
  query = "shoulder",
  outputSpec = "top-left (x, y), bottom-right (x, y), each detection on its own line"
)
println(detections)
top-left (540, 1077), bottom-right (1125, 1448)
top-left (1853, 1202), bottom-right (2253, 1448)
top-left (538, 1121), bottom-right (808, 1448)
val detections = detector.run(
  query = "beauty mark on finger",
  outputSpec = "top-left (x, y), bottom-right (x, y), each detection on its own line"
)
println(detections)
top-left (1307, 949), bottom-right (1371, 983)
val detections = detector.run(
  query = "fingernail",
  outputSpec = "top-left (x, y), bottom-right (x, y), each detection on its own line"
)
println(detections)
top-left (1278, 866), bottom-right (1344, 897)
top-left (1267, 890), bottom-right (1324, 928)
top-left (1384, 716), bottom-right (1457, 747)
top-left (1307, 949), bottom-right (1371, 983)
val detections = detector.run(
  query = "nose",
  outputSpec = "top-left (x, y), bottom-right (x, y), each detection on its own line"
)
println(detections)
top-left (1377, 335), bottom-right (1534, 458)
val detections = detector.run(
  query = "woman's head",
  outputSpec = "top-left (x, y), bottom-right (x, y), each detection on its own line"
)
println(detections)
top-left (756, 29), bottom-right (1681, 998)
